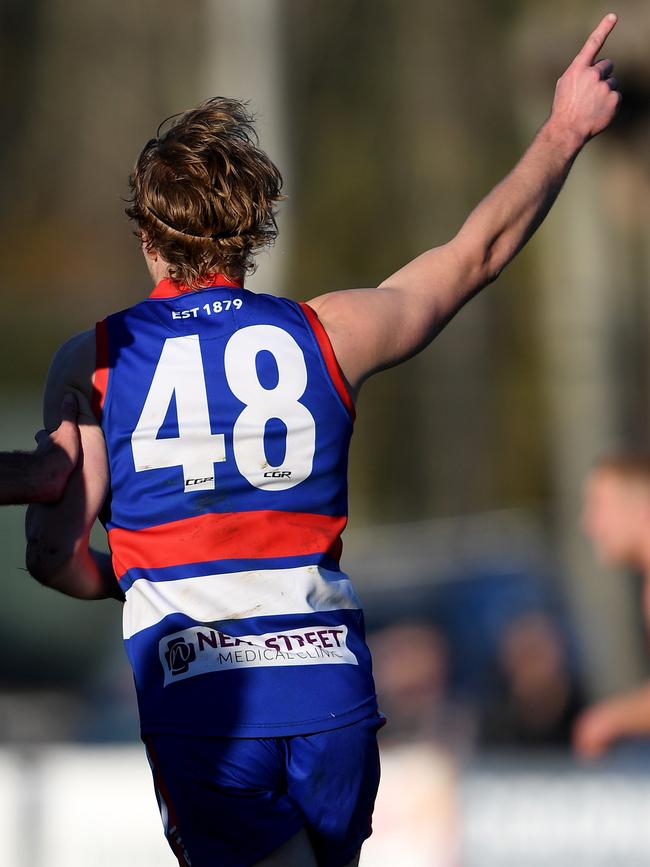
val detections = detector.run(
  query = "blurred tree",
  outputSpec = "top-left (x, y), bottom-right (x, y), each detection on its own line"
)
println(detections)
top-left (285, 0), bottom-right (544, 522)
top-left (0, 0), bottom-right (204, 384)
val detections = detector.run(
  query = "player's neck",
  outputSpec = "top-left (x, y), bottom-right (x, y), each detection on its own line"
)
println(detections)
top-left (147, 257), bottom-right (245, 290)
top-left (148, 257), bottom-right (172, 286)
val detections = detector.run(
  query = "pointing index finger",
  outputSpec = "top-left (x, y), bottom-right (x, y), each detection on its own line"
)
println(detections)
top-left (576, 13), bottom-right (618, 66)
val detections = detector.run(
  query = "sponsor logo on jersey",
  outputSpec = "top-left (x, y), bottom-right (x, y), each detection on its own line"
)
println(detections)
top-left (164, 637), bottom-right (197, 675)
top-left (185, 476), bottom-right (215, 487)
top-left (160, 624), bottom-right (358, 685)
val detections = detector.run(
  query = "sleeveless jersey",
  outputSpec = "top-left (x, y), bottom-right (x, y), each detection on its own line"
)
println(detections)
top-left (92, 274), bottom-right (378, 737)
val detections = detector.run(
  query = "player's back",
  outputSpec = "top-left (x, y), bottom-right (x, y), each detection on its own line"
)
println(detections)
top-left (93, 273), bottom-right (377, 737)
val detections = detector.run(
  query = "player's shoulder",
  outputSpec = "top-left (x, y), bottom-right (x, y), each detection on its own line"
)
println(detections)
top-left (231, 286), bottom-right (304, 325)
top-left (49, 328), bottom-right (95, 383)
top-left (45, 328), bottom-right (97, 428)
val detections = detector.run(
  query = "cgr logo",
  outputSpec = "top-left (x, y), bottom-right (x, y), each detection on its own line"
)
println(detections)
top-left (263, 470), bottom-right (292, 478)
top-left (186, 476), bottom-right (214, 487)
top-left (164, 637), bottom-right (196, 675)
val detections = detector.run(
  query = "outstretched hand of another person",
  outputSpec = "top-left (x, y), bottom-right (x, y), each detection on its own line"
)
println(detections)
top-left (573, 700), bottom-right (621, 760)
top-left (34, 392), bottom-right (81, 502)
top-left (550, 13), bottom-right (621, 147)
top-left (0, 393), bottom-right (80, 505)
top-left (573, 682), bottom-right (650, 761)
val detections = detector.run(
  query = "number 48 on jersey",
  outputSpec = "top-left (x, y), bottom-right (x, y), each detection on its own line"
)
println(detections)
top-left (131, 325), bottom-right (316, 493)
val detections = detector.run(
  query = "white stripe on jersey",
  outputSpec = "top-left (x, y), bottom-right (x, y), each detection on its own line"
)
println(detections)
top-left (122, 565), bottom-right (361, 639)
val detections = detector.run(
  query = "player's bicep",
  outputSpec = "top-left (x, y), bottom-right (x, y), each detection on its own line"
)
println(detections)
top-left (377, 237), bottom-right (482, 312)
top-left (308, 241), bottom-right (479, 387)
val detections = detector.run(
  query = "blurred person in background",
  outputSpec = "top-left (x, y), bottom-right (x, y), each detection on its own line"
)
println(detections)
top-left (23, 14), bottom-right (620, 867)
top-left (0, 393), bottom-right (78, 504)
top-left (369, 621), bottom-right (475, 751)
top-left (574, 455), bottom-right (650, 759)
top-left (482, 610), bottom-right (585, 747)
top-left (427, 565), bottom-right (583, 730)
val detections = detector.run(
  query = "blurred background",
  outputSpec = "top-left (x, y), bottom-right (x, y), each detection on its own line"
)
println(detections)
top-left (1, 0), bottom-right (650, 864)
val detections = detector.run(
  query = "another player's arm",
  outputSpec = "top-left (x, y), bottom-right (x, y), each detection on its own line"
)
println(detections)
top-left (308, 14), bottom-right (621, 391)
top-left (573, 682), bottom-right (650, 759)
top-left (0, 395), bottom-right (79, 505)
top-left (25, 331), bottom-right (123, 602)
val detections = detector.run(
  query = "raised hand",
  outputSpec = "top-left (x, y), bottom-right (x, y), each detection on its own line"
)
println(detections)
top-left (550, 13), bottom-right (621, 146)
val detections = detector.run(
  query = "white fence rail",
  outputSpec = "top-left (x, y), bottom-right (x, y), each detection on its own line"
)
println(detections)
top-left (4, 744), bottom-right (650, 867)
top-left (4, 747), bottom-right (175, 867)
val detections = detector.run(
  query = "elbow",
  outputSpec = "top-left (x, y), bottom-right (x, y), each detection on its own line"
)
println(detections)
top-left (481, 236), bottom-right (516, 286)
top-left (474, 245), bottom-right (503, 288)
top-left (449, 239), bottom-right (495, 295)
top-left (25, 541), bottom-right (55, 587)
top-left (485, 262), bottom-right (503, 285)
top-left (485, 240), bottom-right (511, 284)
top-left (25, 536), bottom-right (73, 589)
top-left (460, 255), bottom-right (496, 297)
top-left (454, 231), bottom-right (507, 290)
top-left (25, 536), bottom-right (113, 601)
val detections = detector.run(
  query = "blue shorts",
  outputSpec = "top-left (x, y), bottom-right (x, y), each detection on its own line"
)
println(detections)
top-left (142, 713), bottom-right (384, 867)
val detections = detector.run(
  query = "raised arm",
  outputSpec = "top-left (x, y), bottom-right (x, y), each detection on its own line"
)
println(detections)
top-left (308, 14), bottom-right (621, 391)
top-left (0, 394), bottom-right (79, 505)
top-left (25, 330), bottom-right (123, 602)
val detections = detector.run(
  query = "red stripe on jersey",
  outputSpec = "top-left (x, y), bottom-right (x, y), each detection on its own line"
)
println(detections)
top-left (108, 510), bottom-right (347, 580)
top-left (149, 273), bottom-right (241, 299)
top-left (299, 302), bottom-right (355, 421)
top-left (91, 319), bottom-right (109, 422)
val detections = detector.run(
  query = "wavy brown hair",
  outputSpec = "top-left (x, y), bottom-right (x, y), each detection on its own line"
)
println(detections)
top-left (125, 97), bottom-right (284, 288)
